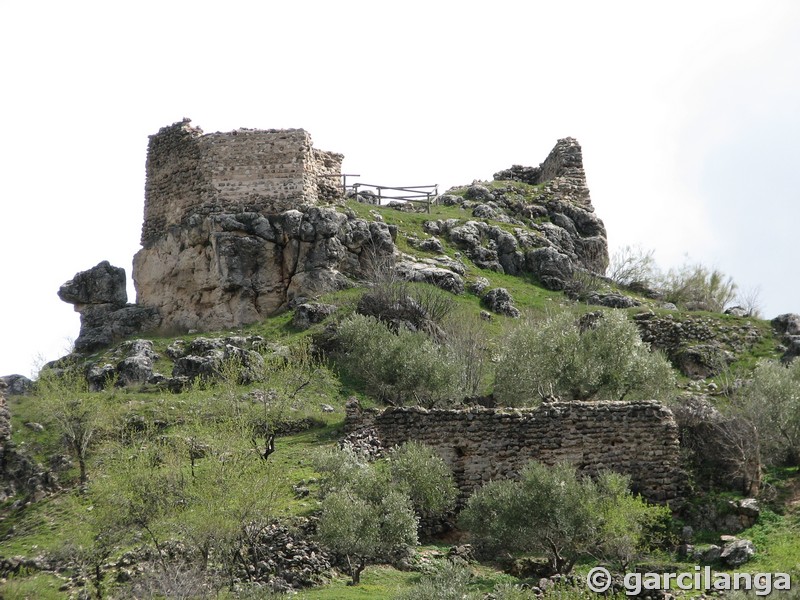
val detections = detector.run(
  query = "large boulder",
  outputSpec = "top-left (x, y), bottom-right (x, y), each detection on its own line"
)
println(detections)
top-left (58, 260), bottom-right (127, 307)
top-left (720, 539), bottom-right (756, 567)
top-left (0, 375), bottom-right (33, 396)
top-left (58, 262), bottom-right (161, 353)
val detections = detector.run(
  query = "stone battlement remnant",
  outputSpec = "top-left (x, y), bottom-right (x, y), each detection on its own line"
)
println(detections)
top-left (141, 119), bottom-right (343, 247)
top-left (345, 399), bottom-right (684, 504)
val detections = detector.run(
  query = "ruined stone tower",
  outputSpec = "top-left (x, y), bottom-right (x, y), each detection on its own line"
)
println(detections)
top-left (132, 120), bottom-right (393, 332)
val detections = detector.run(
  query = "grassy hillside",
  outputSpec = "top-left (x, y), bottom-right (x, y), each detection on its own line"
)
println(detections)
top-left (1, 195), bottom-right (796, 599)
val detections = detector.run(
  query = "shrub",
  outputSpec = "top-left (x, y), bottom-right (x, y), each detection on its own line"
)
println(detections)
top-left (460, 461), bottom-right (666, 574)
top-left (657, 263), bottom-right (737, 312)
top-left (335, 313), bottom-right (459, 407)
top-left (729, 359), bottom-right (800, 466)
top-left (388, 441), bottom-right (458, 516)
top-left (394, 560), bottom-right (478, 600)
top-left (607, 245), bottom-right (657, 289)
top-left (493, 311), bottom-right (676, 406)
top-left (357, 280), bottom-right (456, 339)
top-left (443, 311), bottom-right (494, 398)
top-left (314, 444), bottom-right (457, 584)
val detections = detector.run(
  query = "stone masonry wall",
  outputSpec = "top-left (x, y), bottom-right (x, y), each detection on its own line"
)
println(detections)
top-left (345, 400), bottom-right (683, 504)
top-left (141, 120), bottom-right (343, 247)
top-left (493, 137), bottom-right (591, 207)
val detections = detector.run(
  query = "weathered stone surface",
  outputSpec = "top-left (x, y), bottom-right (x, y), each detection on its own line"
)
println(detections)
top-left (134, 206), bottom-right (394, 332)
top-left (394, 260), bottom-right (464, 294)
top-left (526, 247), bottom-right (573, 290)
top-left (58, 260), bottom-right (127, 306)
top-left (292, 303), bottom-right (337, 330)
top-left (586, 291), bottom-right (640, 309)
top-left (720, 539), bottom-right (755, 567)
top-left (72, 304), bottom-right (161, 354)
top-left (345, 399), bottom-right (684, 505)
top-left (481, 288), bottom-right (520, 318)
top-left (0, 374), bottom-right (33, 396)
top-left (58, 262), bottom-right (162, 353)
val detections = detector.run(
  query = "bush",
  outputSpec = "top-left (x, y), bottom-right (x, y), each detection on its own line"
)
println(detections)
top-left (388, 441), bottom-right (458, 516)
top-left (460, 461), bottom-right (667, 573)
top-left (335, 313), bottom-right (460, 407)
top-left (657, 263), bottom-right (737, 312)
top-left (607, 245), bottom-right (657, 289)
top-left (729, 359), bottom-right (800, 466)
top-left (394, 560), bottom-right (478, 600)
top-left (357, 280), bottom-right (455, 338)
top-left (314, 444), bottom-right (458, 584)
top-left (493, 311), bottom-right (676, 406)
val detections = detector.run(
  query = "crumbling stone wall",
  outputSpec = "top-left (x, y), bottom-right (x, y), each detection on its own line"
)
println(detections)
top-left (345, 400), bottom-right (683, 504)
top-left (142, 119), bottom-right (343, 247)
top-left (493, 137), bottom-right (591, 207)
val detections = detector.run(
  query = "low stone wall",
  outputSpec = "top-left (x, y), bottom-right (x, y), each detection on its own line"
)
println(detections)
top-left (345, 400), bottom-right (684, 504)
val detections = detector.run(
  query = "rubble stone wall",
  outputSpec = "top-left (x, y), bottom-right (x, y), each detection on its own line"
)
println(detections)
top-left (345, 400), bottom-right (684, 504)
top-left (141, 120), bottom-right (343, 246)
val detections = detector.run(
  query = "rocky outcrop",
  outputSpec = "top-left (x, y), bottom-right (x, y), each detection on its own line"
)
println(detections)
top-left (772, 313), bottom-right (800, 362)
top-left (0, 381), bottom-right (57, 502)
top-left (481, 288), bottom-right (520, 318)
top-left (428, 139), bottom-right (608, 290)
top-left (0, 374), bottom-right (33, 396)
top-left (58, 261), bottom-right (161, 353)
top-left (292, 303), bottom-right (337, 330)
top-left (134, 207), bottom-right (396, 332)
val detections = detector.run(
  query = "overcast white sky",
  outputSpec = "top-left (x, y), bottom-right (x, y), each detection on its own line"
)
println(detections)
top-left (1, 1), bottom-right (798, 377)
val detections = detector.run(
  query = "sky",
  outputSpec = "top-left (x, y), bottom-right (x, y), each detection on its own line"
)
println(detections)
top-left (1, 1), bottom-right (799, 377)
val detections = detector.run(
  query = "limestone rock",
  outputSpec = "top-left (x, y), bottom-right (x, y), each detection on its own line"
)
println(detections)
top-left (482, 288), bottom-right (520, 318)
top-left (59, 262), bottom-right (161, 353)
top-left (292, 303), bottom-right (337, 330)
top-left (57, 260), bottom-right (127, 306)
top-left (720, 539), bottom-right (755, 567)
top-left (0, 375), bottom-right (33, 396)
top-left (134, 207), bottom-right (394, 332)
top-left (526, 247), bottom-right (573, 290)
top-left (394, 261), bottom-right (464, 294)
top-left (586, 291), bottom-right (640, 309)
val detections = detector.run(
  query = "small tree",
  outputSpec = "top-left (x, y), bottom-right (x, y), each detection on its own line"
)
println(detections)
top-left (494, 311), bottom-right (676, 406)
top-left (388, 441), bottom-right (458, 516)
top-left (317, 486), bottom-right (417, 585)
top-left (729, 359), bottom-right (800, 466)
top-left (460, 461), bottom-right (664, 574)
top-left (37, 369), bottom-right (105, 487)
top-left (314, 443), bottom-right (457, 584)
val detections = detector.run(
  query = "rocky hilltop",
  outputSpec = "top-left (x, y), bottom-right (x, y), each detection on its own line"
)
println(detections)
top-left (61, 121), bottom-right (609, 350)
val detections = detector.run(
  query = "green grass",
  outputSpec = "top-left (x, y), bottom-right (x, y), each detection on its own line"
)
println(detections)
top-left (0, 571), bottom-right (66, 600)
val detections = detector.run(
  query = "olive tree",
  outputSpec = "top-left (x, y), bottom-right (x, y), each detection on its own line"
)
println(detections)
top-left (314, 443), bottom-right (458, 584)
top-left (494, 311), bottom-right (676, 406)
top-left (335, 314), bottom-right (460, 407)
top-left (729, 359), bottom-right (800, 466)
top-left (460, 461), bottom-right (667, 574)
